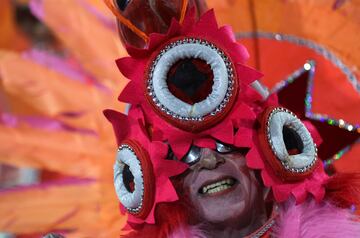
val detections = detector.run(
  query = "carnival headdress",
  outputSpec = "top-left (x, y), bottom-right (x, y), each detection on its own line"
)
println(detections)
top-left (104, 1), bottom-right (328, 225)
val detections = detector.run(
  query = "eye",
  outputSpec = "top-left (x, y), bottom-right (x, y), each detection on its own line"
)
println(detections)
top-left (258, 107), bottom-right (318, 180)
top-left (114, 0), bottom-right (130, 11)
top-left (146, 38), bottom-right (238, 132)
top-left (182, 145), bottom-right (202, 165)
top-left (215, 141), bottom-right (233, 154)
top-left (114, 140), bottom-right (155, 218)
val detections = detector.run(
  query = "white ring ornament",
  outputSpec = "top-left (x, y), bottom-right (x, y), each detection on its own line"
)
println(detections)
top-left (152, 43), bottom-right (229, 118)
top-left (267, 110), bottom-right (316, 171)
top-left (114, 146), bottom-right (144, 211)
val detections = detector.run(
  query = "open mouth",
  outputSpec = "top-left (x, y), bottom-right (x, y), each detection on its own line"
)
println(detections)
top-left (198, 177), bottom-right (237, 196)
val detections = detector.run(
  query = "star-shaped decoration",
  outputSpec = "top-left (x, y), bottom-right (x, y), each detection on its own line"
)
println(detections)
top-left (238, 32), bottom-right (360, 173)
top-left (271, 60), bottom-right (360, 173)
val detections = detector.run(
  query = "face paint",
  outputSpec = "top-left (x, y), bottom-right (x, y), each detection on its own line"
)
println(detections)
top-left (182, 150), bottom-right (266, 227)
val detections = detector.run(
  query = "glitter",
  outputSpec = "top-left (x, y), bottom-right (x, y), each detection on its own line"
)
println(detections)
top-left (269, 58), bottom-right (360, 134)
top-left (339, 119), bottom-right (345, 127)
top-left (274, 34), bottom-right (282, 41)
top-left (304, 63), bottom-right (312, 71)
top-left (236, 32), bottom-right (360, 94)
top-left (323, 138), bottom-right (360, 167)
top-left (237, 32), bottom-right (360, 166)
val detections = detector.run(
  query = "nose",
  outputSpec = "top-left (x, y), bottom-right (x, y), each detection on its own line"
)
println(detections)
top-left (191, 148), bottom-right (225, 171)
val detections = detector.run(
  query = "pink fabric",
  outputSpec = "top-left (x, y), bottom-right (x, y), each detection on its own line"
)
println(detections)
top-left (169, 199), bottom-right (360, 238)
top-left (169, 225), bottom-right (207, 238)
top-left (246, 106), bottom-right (329, 204)
top-left (104, 108), bottom-right (188, 225)
top-left (274, 199), bottom-right (360, 238)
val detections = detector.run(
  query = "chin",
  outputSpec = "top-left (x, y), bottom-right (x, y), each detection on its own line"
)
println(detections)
top-left (200, 199), bottom-right (248, 225)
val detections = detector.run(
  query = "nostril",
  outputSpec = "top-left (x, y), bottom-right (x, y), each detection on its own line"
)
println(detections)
top-left (217, 156), bottom-right (225, 165)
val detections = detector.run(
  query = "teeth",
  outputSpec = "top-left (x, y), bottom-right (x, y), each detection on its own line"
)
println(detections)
top-left (201, 179), bottom-right (235, 194)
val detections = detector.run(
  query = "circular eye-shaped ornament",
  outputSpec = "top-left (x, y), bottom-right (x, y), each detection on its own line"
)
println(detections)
top-left (145, 37), bottom-right (238, 132)
top-left (114, 140), bottom-right (155, 218)
top-left (258, 107), bottom-right (318, 181)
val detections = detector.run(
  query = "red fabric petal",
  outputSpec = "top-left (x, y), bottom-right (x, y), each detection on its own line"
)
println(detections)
top-left (236, 63), bottom-right (263, 85)
top-left (156, 179), bottom-right (180, 203)
top-left (209, 120), bottom-right (234, 144)
top-left (240, 85), bottom-right (266, 106)
top-left (151, 146), bottom-right (188, 178)
top-left (145, 208), bottom-right (156, 224)
top-left (103, 109), bottom-right (129, 144)
top-left (191, 9), bottom-right (218, 37)
top-left (292, 183), bottom-right (307, 204)
top-left (273, 184), bottom-right (293, 202)
top-left (218, 25), bottom-right (236, 42)
top-left (246, 147), bottom-right (265, 169)
top-left (118, 81), bottom-right (142, 104)
top-left (168, 136), bottom-right (192, 159)
top-left (128, 213), bottom-right (148, 225)
top-left (193, 137), bottom-right (216, 150)
top-left (261, 169), bottom-right (275, 187)
top-left (126, 44), bottom-right (149, 58)
top-left (310, 184), bottom-right (325, 203)
top-left (116, 57), bottom-right (144, 80)
top-left (121, 223), bottom-right (133, 231)
top-left (234, 127), bottom-right (253, 147)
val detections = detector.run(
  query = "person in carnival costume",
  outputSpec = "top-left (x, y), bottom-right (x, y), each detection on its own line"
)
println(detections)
top-left (103, 0), bottom-right (360, 237)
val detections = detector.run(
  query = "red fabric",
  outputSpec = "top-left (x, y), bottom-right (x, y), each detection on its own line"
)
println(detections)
top-left (104, 108), bottom-right (188, 225)
top-left (325, 173), bottom-right (360, 210)
top-left (240, 38), bottom-right (360, 173)
top-left (244, 104), bottom-right (329, 203)
top-left (116, 9), bottom-right (263, 159)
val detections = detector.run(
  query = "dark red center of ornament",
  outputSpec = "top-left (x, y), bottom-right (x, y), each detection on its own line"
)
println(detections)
top-left (283, 126), bottom-right (304, 155)
top-left (166, 58), bottom-right (214, 105)
top-left (123, 164), bottom-right (135, 192)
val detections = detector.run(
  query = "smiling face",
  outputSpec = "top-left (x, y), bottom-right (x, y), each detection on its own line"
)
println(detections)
top-left (181, 148), bottom-right (266, 229)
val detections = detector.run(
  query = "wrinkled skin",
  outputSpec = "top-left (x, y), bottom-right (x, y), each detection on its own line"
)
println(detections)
top-left (182, 148), bottom-right (269, 237)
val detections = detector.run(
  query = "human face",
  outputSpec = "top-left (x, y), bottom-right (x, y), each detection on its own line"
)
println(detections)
top-left (181, 148), bottom-right (265, 227)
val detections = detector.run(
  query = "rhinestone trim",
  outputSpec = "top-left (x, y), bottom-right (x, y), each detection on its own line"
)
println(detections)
top-left (271, 60), bottom-right (360, 133)
top-left (118, 144), bottom-right (144, 214)
top-left (249, 218), bottom-right (276, 238)
top-left (266, 107), bottom-right (318, 173)
top-left (147, 38), bottom-right (235, 121)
